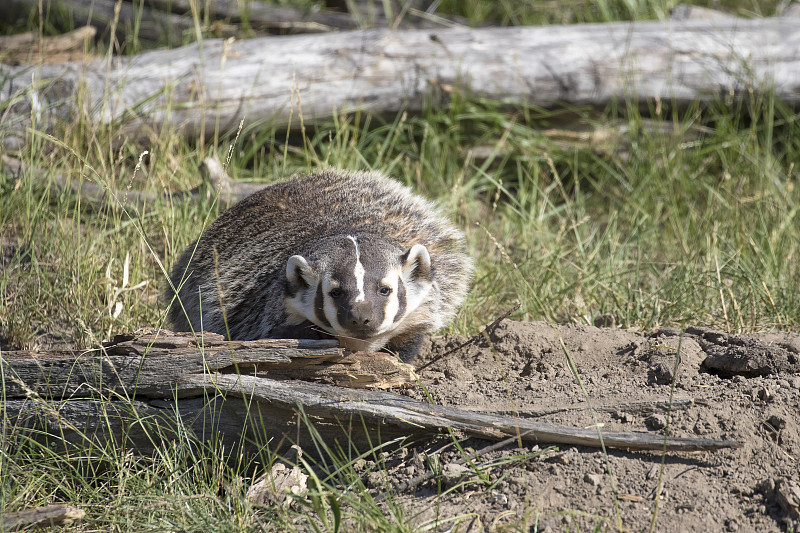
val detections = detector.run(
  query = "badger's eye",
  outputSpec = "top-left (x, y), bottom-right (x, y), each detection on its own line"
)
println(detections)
top-left (329, 288), bottom-right (343, 298)
top-left (378, 286), bottom-right (392, 296)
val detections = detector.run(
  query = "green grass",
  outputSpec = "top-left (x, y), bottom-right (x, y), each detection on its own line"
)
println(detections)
top-left (2, 0), bottom-right (799, 531)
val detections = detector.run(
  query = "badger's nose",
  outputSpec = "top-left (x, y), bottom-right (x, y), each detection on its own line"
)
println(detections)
top-left (348, 302), bottom-right (373, 328)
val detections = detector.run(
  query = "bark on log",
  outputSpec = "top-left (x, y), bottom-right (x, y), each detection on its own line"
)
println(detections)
top-left (0, 26), bottom-right (97, 65)
top-left (0, 504), bottom-right (85, 531)
top-left (0, 0), bottom-right (469, 47)
top-left (1, 330), bottom-right (742, 455)
top-left (0, 328), bottom-right (420, 397)
top-left (1, 17), bottom-right (798, 148)
top-left (0, 0), bottom-right (198, 46)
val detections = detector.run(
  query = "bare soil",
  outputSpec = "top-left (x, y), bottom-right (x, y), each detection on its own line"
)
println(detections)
top-left (380, 321), bottom-right (800, 532)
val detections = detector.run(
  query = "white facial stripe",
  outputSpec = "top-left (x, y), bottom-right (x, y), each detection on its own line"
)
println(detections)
top-left (324, 293), bottom-right (341, 332)
top-left (347, 235), bottom-right (366, 303)
top-left (318, 279), bottom-right (343, 334)
top-left (378, 275), bottom-right (400, 333)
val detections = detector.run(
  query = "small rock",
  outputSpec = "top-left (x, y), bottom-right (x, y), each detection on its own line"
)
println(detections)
top-left (441, 463), bottom-right (470, 485)
top-left (645, 414), bottom-right (668, 430)
top-left (646, 464), bottom-right (660, 480)
top-left (792, 376), bottom-right (800, 390)
top-left (725, 518), bottom-right (739, 531)
top-left (367, 471), bottom-right (384, 487)
top-left (648, 362), bottom-right (676, 385)
top-left (584, 473), bottom-right (602, 486)
top-left (732, 375), bottom-right (746, 384)
top-left (492, 490), bottom-right (509, 505)
top-left (402, 465), bottom-right (417, 476)
top-left (551, 452), bottom-right (572, 465)
top-left (613, 411), bottom-right (635, 423)
top-left (247, 463), bottom-right (309, 507)
top-left (756, 478), bottom-right (776, 495)
top-left (775, 479), bottom-right (800, 520)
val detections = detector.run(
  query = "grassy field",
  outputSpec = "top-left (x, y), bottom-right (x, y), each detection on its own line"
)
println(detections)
top-left (1, 0), bottom-right (798, 531)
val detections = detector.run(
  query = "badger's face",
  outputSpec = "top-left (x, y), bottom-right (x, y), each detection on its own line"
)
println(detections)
top-left (283, 235), bottom-right (432, 350)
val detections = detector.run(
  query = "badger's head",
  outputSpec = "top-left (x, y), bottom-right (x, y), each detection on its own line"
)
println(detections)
top-left (283, 234), bottom-right (433, 351)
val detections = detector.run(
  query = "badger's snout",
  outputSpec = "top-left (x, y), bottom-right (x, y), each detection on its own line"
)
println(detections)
top-left (342, 301), bottom-right (379, 337)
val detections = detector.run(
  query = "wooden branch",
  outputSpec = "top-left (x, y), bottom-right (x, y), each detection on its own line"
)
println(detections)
top-left (199, 155), bottom-right (266, 206)
top-left (0, 0), bottom-right (197, 46)
top-left (1, 154), bottom-right (169, 210)
top-left (1, 154), bottom-right (259, 211)
top-left (3, 372), bottom-right (741, 453)
top-left (457, 397), bottom-right (698, 417)
top-left (1, 328), bottom-right (414, 394)
top-left (0, 504), bottom-right (85, 531)
top-left (0, 26), bottom-right (97, 65)
top-left (1, 330), bottom-right (742, 454)
top-left (0, 0), bottom-right (469, 49)
top-left (0, 329), bottom-right (356, 399)
top-left (145, 0), bottom-right (361, 32)
top-left (1, 18), bottom-right (797, 148)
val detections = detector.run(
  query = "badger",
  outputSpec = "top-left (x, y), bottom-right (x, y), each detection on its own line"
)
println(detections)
top-left (166, 170), bottom-right (473, 362)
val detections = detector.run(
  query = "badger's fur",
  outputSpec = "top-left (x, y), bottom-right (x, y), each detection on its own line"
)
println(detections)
top-left (166, 170), bottom-right (473, 362)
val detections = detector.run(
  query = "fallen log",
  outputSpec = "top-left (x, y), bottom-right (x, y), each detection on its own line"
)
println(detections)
top-left (1, 17), bottom-right (798, 149)
top-left (1, 330), bottom-right (742, 455)
top-left (0, 504), bottom-right (85, 531)
top-left (0, 26), bottom-right (97, 65)
top-left (0, 0), bottom-right (198, 47)
top-left (0, 328), bottom-right (421, 397)
top-left (0, 154), bottom-right (261, 211)
top-left (0, 0), bottom-right (468, 49)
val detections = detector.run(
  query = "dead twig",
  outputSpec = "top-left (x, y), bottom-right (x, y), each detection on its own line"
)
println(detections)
top-left (415, 303), bottom-right (521, 372)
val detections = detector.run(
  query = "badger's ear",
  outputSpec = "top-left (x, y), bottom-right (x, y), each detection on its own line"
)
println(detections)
top-left (401, 244), bottom-right (432, 283)
top-left (286, 255), bottom-right (318, 291)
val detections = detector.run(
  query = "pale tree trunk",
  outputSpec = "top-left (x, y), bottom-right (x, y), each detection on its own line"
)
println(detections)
top-left (1, 17), bottom-right (798, 149)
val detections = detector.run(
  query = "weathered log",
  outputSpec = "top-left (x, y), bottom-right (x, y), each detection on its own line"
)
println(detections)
top-left (1, 17), bottom-right (798, 149)
top-left (0, 26), bottom-right (97, 65)
top-left (174, 373), bottom-right (743, 452)
top-left (0, 0), bottom-right (197, 46)
top-left (2, 373), bottom-right (742, 454)
top-left (0, 0), bottom-right (468, 48)
top-left (146, 0), bottom-right (465, 31)
top-left (0, 504), bottom-right (85, 531)
top-left (1, 330), bottom-right (742, 454)
top-left (0, 329), bottom-right (420, 397)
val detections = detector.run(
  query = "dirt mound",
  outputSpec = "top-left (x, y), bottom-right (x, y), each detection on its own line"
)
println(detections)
top-left (393, 321), bottom-right (800, 532)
